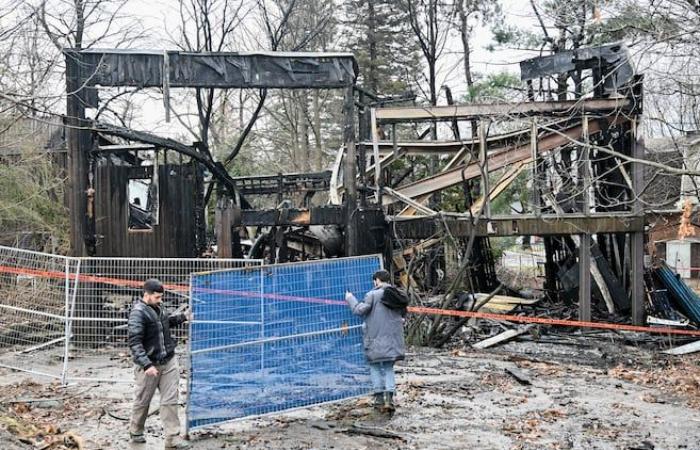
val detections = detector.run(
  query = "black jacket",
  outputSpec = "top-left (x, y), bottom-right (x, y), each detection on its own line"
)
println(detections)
top-left (127, 300), bottom-right (187, 369)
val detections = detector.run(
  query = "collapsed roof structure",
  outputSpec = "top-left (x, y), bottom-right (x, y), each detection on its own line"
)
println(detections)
top-left (63, 42), bottom-right (647, 325)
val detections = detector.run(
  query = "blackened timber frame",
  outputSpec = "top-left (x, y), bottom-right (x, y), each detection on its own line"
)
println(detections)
top-left (64, 49), bottom-right (358, 256)
top-left (64, 49), bottom-right (358, 89)
top-left (370, 90), bottom-right (645, 325)
top-left (390, 214), bottom-right (644, 238)
top-left (373, 98), bottom-right (634, 123)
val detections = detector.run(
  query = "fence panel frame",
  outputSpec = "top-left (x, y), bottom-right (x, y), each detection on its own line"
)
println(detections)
top-left (0, 245), bottom-right (259, 384)
top-left (186, 254), bottom-right (383, 433)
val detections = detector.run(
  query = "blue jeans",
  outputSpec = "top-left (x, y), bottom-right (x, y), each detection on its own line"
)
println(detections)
top-left (369, 361), bottom-right (396, 394)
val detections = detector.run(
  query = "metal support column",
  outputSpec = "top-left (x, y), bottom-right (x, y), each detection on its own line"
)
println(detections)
top-left (579, 233), bottom-right (592, 321)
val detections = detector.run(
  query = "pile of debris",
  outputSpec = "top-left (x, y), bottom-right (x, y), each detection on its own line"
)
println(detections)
top-left (406, 259), bottom-right (700, 355)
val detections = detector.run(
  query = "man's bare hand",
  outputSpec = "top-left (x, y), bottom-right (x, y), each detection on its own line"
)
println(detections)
top-left (144, 366), bottom-right (159, 377)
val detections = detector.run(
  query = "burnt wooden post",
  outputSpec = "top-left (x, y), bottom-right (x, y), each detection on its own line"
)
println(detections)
top-left (579, 115), bottom-right (592, 321)
top-left (215, 195), bottom-right (233, 258)
top-left (343, 86), bottom-right (359, 255)
top-left (357, 90), bottom-right (368, 207)
top-left (630, 117), bottom-right (645, 325)
top-left (65, 52), bottom-right (92, 256)
top-left (579, 234), bottom-right (592, 322)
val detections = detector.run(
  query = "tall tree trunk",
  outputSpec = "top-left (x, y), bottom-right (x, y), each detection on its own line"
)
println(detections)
top-left (74, 0), bottom-right (84, 48)
top-left (457, 0), bottom-right (477, 138)
top-left (367, 0), bottom-right (378, 93)
top-left (457, 0), bottom-right (473, 88)
top-left (313, 90), bottom-right (323, 170)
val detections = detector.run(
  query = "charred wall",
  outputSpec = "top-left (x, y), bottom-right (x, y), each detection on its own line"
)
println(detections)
top-left (94, 162), bottom-right (204, 257)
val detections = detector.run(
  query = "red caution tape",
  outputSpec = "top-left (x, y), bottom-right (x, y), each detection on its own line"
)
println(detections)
top-left (3, 264), bottom-right (700, 337)
top-left (407, 306), bottom-right (700, 337)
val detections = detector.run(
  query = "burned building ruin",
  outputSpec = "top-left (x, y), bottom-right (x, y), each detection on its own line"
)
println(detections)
top-left (64, 43), bottom-right (649, 326)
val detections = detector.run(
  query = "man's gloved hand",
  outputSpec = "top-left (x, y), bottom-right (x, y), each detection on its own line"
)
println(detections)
top-left (345, 291), bottom-right (353, 302)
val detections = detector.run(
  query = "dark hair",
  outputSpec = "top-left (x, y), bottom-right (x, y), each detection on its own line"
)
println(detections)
top-left (372, 270), bottom-right (391, 283)
top-left (143, 278), bottom-right (164, 294)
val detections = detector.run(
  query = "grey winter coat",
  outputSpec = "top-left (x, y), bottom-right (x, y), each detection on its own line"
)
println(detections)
top-left (345, 284), bottom-right (406, 363)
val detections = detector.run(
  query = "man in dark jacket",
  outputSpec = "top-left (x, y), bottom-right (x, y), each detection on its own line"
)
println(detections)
top-left (128, 279), bottom-right (190, 448)
top-left (345, 269), bottom-right (406, 413)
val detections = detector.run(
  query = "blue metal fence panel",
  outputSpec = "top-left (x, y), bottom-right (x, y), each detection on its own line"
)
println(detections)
top-left (187, 256), bottom-right (380, 431)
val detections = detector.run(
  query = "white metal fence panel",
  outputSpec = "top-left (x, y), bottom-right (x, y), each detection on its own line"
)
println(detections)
top-left (0, 245), bottom-right (261, 383)
top-left (0, 246), bottom-right (80, 380)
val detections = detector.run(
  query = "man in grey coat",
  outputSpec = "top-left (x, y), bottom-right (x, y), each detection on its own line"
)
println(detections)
top-left (345, 269), bottom-right (406, 412)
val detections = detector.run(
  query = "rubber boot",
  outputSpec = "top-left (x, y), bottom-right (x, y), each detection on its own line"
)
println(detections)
top-left (383, 391), bottom-right (395, 414)
top-left (372, 392), bottom-right (384, 410)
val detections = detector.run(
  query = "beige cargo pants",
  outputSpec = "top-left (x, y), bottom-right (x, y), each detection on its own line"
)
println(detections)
top-left (129, 357), bottom-right (180, 438)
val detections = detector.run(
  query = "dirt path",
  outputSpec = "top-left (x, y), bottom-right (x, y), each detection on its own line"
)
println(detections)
top-left (1, 342), bottom-right (699, 450)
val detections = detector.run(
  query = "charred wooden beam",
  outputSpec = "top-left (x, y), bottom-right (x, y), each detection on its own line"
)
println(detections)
top-left (94, 123), bottom-right (238, 198)
top-left (390, 214), bottom-right (644, 238)
top-left (520, 43), bottom-right (634, 96)
top-left (63, 49), bottom-right (357, 89)
top-left (374, 98), bottom-right (633, 123)
top-left (238, 206), bottom-right (345, 227)
top-left (383, 117), bottom-right (622, 206)
top-left (232, 171), bottom-right (331, 195)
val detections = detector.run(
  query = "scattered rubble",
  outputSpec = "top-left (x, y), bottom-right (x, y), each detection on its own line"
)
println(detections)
top-left (1, 339), bottom-right (699, 450)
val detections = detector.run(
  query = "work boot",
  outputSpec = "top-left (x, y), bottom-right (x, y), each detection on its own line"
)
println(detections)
top-left (372, 392), bottom-right (384, 410)
top-left (129, 433), bottom-right (146, 444)
top-left (382, 392), bottom-right (396, 414)
top-left (163, 434), bottom-right (190, 449)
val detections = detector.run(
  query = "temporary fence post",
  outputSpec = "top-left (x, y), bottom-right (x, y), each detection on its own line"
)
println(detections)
top-left (61, 258), bottom-right (80, 385)
top-left (61, 259), bottom-right (71, 385)
top-left (185, 273), bottom-right (194, 438)
top-left (260, 262), bottom-right (265, 374)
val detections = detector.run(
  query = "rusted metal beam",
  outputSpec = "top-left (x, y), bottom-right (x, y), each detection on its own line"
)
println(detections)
top-left (374, 98), bottom-right (633, 123)
top-left (390, 214), bottom-right (644, 238)
top-left (238, 206), bottom-right (345, 226)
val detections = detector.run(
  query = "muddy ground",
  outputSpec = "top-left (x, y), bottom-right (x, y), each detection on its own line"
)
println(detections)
top-left (1, 334), bottom-right (699, 450)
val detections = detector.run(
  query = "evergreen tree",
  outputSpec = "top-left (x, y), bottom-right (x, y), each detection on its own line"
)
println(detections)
top-left (342, 0), bottom-right (421, 96)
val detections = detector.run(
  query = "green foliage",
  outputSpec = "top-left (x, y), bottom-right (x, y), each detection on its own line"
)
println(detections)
top-left (464, 72), bottom-right (522, 103)
top-left (0, 142), bottom-right (68, 251)
top-left (342, 0), bottom-right (422, 95)
top-left (489, 169), bottom-right (529, 215)
top-left (489, 23), bottom-right (541, 50)
top-left (489, 236), bottom-right (517, 261)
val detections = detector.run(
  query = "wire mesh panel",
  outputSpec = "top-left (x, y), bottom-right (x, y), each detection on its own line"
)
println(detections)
top-left (0, 246), bottom-right (79, 379)
top-left (187, 255), bottom-right (381, 431)
top-left (63, 257), bottom-right (260, 383)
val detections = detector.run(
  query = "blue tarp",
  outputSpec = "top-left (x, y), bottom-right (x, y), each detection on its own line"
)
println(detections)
top-left (186, 256), bottom-right (380, 430)
top-left (655, 263), bottom-right (700, 323)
